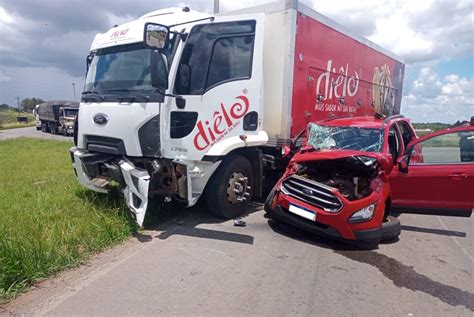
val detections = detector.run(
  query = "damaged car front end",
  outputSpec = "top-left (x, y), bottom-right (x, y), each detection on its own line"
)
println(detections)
top-left (265, 122), bottom-right (396, 247)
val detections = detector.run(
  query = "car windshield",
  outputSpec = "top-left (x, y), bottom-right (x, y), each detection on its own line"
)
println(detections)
top-left (307, 122), bottom-right (384, 152)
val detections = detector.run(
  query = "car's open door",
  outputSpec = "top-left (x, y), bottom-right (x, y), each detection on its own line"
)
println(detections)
top-left (390, 126), bottom-right (474, 217)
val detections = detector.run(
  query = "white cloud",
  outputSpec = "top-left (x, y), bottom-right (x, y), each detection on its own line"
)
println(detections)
top-left (312, 0), bottom-right (473, 64)
top-left (402, 67), bottom-right (474, 123)
top-left (0, 6), bottom-right (13, 23)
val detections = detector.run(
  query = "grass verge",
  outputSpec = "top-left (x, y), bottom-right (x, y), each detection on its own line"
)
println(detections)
top-left (0, 138), bottom-right (137, 301)
top-left (0, 123), bottom-right (36, 130)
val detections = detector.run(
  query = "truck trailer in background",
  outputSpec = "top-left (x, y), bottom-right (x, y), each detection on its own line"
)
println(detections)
top-left (37, 100), bottom-right (79, 135)
top-left (70, 1), bottom-right (405, 227)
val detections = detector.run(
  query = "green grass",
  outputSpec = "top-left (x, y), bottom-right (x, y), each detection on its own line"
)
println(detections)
top-left (0, 110), bottom-right (35, 130)
top-left (0, 138), bottom-right (137, 301)
top-left (0, 122), bottom-right (36, 130)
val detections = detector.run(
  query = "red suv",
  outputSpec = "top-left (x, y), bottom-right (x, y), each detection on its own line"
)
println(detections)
top-left (265, 115), bottom-right (473, 248)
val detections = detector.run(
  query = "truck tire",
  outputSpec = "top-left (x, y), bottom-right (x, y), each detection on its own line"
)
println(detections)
top-left (381, 216), bottom-right (401, 242)
top-left (50, 123), bottom-right (57, 135)
top-left (205, 155), bottom-right (254, 219)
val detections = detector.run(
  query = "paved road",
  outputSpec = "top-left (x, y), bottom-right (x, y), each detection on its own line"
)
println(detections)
top-left (0, 126), bottom-right (72, 141)
top-left (3, 205), bottom-right (473, 316)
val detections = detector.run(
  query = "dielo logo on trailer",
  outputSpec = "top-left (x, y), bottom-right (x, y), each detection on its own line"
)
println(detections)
top-left (316, 60), bottom-right (360, 100)
top-left (193, 94), bottom-right (250, 151)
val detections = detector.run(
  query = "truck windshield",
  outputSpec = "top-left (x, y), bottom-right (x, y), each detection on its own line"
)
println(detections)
top-left (308, 122), bottom-right (383, 152)
top-left (64, 109), bottom-right (78, 117)
top-left (84, 42), bottom-right (170, 102)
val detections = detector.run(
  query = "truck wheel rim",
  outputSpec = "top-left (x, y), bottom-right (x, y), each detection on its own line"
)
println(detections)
top-left (226, 171), bottom-right (250, 205)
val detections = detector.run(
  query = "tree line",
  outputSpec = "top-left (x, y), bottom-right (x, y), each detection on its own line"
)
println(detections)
top-left (0, 98), bottom-right (45, 112)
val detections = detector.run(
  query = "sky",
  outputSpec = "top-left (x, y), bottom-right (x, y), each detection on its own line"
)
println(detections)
top-left (0, 0), bottom-right (472, 123)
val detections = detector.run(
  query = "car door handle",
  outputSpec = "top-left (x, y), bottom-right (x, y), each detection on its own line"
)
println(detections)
top-left (448, 173), bottom-right (468, 180)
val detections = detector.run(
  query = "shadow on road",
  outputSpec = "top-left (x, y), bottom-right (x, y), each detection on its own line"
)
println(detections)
top-left (401, 225), bottom-right (466, 237)
top-left (132, 198), bottom-right (260, 245)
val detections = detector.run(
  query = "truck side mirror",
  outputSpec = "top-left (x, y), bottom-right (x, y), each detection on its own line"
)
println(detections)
top-left (144, 23), bottom-right (169, 49)
top-left (397, 155), bottom-right (409, 174)
top-left (150, 50), bottom-right (169, 93)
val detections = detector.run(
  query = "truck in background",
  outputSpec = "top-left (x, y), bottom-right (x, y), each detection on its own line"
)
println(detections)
top-left (37, 100), bottom-right (79, 135)
top-left (70, 1), bottom-right (405, 227)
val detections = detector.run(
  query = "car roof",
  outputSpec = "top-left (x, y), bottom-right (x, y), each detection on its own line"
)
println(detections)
top-left (316, 116), bottom-right (386, 128)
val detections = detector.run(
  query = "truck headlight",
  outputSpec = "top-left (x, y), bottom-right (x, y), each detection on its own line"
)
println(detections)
top-left (348, 203), bottom-right (376, 223)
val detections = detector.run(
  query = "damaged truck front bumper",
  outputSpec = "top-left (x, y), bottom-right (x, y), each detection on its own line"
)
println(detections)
top-left (69, 147), bottom-right (150, 227)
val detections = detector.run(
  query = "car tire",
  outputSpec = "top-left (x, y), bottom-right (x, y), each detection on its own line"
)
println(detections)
top-left (205, 155), bottom-right (254, 219)
top-left (264, 184), bottom-right (277, 214)
top-left (381, 216), bottom-right (401, 242)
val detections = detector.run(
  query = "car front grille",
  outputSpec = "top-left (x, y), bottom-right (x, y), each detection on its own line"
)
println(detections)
top-left (281, 175), bottom-right (343, 212)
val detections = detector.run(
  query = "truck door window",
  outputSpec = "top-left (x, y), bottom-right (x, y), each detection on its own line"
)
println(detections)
top-left (207, 36), bottom-right (253, 89)
top-left (175, 20), bottom-right (255, 95)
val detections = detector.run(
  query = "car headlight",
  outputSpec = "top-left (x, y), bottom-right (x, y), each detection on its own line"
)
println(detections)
top-left (348, 203), bottom-right (376, 223)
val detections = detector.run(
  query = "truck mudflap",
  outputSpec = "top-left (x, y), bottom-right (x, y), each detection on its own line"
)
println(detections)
top-left (119, 159), bottom-right (150, 228)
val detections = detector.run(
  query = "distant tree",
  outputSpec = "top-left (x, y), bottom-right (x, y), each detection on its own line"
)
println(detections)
top-left (0, 103), bottom-right (10, 110)
top-left (20, 98), bottom-right (44, 112)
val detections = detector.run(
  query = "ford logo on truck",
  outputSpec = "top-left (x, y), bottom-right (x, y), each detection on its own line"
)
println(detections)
top-left (93, 113), bottom-right (109, 125)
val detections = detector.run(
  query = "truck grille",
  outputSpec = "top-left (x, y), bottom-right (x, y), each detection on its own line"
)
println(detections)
top-left (85, 135), bottom-right (126, 155)
top-left (281, 175), bottom-right (342, 212)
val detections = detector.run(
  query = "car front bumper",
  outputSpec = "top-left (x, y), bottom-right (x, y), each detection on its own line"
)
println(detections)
top-left (267, 204), bottom-right (382, 244)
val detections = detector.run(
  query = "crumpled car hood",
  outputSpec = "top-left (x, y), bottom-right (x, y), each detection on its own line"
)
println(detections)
top-left (291, 148), bottom-right (392, 173)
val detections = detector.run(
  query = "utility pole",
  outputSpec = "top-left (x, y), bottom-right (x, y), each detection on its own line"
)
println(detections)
top-left (16, 96), bottom-right (20, 113)
top-left (214, 0), bottom-right (219, 14)
top-left (72, 83), bottom-right (76, 101)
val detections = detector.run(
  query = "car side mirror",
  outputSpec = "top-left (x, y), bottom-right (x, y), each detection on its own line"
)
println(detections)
top-left (281, 145), bottom-right (292, 157)
top-left (150, 50), bottom-right (168, 93)
top-left (397, 155), bottom-right (409, 174)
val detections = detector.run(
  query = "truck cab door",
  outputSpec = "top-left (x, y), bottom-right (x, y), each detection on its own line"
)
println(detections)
top-left (390, 127), bottom-right (474, 217)
top-left (162, 13), bottom-right (265, 161)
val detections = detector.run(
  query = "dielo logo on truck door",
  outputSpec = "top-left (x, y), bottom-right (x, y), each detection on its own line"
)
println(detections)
top-left (193, 94), bottom-right (250, 151)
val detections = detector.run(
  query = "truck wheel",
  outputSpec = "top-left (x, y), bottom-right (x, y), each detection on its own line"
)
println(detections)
top-left (381, 216), bottom-right (401, 242)
top-left (205, 155), bottom-right (254, 219)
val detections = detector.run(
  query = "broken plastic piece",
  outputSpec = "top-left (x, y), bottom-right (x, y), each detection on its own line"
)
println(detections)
top-left (234, 218), bottom-right (247, 227)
